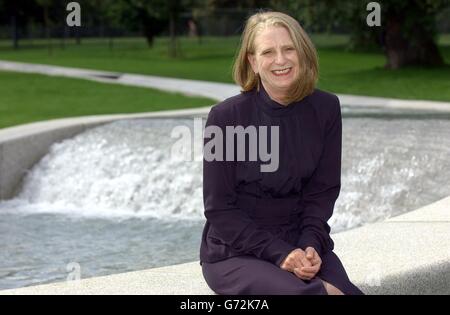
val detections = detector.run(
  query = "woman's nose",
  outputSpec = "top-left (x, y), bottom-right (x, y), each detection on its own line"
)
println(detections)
top-left (274, 51), bottom-right (287, 64)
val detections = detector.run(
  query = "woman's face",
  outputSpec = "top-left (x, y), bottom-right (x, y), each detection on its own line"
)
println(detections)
top-left (248, 26), bottom-right (300, 95)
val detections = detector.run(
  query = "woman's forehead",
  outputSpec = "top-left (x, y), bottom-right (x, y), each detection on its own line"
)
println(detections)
top-left (254, 26), bottom-right (294, 50)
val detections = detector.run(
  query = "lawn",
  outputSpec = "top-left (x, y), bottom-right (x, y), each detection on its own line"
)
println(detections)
top-left (0, 34), bottom-right (449, 102)
top-left (0, 34), bottom-right (449, 129)
top-left (0, 71), bottom-right (215, 129)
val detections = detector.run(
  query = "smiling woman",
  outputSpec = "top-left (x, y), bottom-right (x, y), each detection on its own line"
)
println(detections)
top-left (247, 27), bottom-right (300, 103)
top-left (200, 10), bottom-right (364, 295)
top-left (233, 10), bottom-right (318, 106)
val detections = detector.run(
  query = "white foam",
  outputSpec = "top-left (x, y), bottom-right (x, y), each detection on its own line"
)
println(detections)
top-left (4, 119), bottom-right (204, 221)
top-left (1, 117), bottom-right (449, 232)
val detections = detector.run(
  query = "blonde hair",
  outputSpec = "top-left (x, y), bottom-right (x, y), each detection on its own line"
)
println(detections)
top-left (232, 10), bottom-right (318, 104)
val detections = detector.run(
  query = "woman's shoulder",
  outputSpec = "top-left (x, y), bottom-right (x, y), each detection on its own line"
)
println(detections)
top-left (307, 89), bottom-right (342, 127)
top-left (308, 88), bottom-right (340, 108)
top-left (208, 90), bottom-right (254, 120)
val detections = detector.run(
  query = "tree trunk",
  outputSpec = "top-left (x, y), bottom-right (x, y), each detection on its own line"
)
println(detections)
top-left (61, 26), bottom-right (68, 50)
top-left (384, 15), bottom-right (444, 69)
top-left (11, 16), bottom-right (19, 50)
top-left (139, 10), bottom-right (155, 48)
top-left (168, 11), bottom-right (177, 58)
top-left (142, 21), bottom-right (154, 48)
top-left (43, 6), bottom-right (52, 56)
top-left (76, 27), bottom-right (82, 45)
top-left (108, 36), bottom-right (114, 51)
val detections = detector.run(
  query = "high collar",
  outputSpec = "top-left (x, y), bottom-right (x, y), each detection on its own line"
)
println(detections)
top-left (255, 79), bottom-right (308, 117)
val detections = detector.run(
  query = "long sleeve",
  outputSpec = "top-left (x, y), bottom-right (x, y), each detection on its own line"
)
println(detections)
top-left (297, 96), bottom-right (342, 257)
top-left (203, 107), bottom-right (297, 267)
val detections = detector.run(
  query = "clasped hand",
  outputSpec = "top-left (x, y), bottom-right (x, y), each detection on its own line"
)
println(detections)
top-left (279, 247), bottom-right (322, 280)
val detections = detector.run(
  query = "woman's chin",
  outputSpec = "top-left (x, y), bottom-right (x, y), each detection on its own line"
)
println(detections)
top-left (269, 75), bottom-right (296, 87)
top-left (271, 81), bottom-right (294, 90)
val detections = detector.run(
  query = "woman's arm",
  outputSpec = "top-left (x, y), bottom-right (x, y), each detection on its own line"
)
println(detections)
top-left (203, 107), bottom-right (297, 267)
top-left (297, 95), bottom-right (342, 257)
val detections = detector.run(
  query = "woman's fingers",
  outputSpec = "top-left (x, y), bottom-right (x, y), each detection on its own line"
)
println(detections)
top-left (280, 248), bottom-right (307, 272)
top-left (280, 262), bottom-right (294, 272)
top-left (300, 265), bottom-right (319, 273)
top-left (281, 259), bottom-right (303, 273)
top-left (301, 266), bottom-right (319, 278)
top-left (311, 257), bottom-right (320, 266)
top-left (281, 248), bottom-right (321, 278)
top-left (293, 268), bottom-right (310, 280)
top-left (300, 256), bottom-right (312, 268)
top-left (305, 247), bottom-right (315, 260)
top-left (293, 268), bottom-right (315, 280)
top-left (281, 258), bottom-right (303, 272)
top-left (294, 263), bottom-right (321, 280)
top-left (305, 247), bottom-right (322, 266)
top-left (288, 248), bottom-right (322, 280)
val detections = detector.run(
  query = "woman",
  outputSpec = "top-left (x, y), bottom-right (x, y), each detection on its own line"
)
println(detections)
top-left (199, 11), bottom-right (364, 295)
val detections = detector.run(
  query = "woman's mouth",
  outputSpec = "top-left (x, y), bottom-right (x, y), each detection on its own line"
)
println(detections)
top-left (271, 67), bottom-right (292, 76)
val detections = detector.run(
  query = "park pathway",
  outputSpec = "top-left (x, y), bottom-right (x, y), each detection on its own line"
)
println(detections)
top-left (1, 60), bottom-right (450, 111)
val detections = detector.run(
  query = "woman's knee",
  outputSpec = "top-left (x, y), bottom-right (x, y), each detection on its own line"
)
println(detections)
top-left (318, 277), bottom-right (345, 295)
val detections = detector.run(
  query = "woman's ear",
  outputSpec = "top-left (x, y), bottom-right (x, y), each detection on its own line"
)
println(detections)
top-left (247, 53), bottom-right (257, 74)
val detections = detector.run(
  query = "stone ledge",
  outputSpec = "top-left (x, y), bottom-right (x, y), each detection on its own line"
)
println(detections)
top-left (1, 196), bottom-right (449, 295)
top-left (1, 60), bottom-right (449, 294)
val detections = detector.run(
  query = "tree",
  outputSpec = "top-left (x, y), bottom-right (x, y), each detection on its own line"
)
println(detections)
top-left (108, 0), bottom-right (202, 57)
top-left (36, 0), bottom-right (53, 54)
top-left (86, 0), bottom-right (120, 50)
top-left (0, 0), bottom-right (40, 49)
top-left (270, 0), bottom-right (448, 69)
top-left (381, 0), bottom-right (445, 68)
top-left (108, 0), bottom-right (168, 48)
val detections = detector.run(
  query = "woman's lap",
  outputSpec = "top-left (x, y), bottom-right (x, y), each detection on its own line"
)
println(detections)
top-left (202, 251), bottom-right (364, 295)
top-left (202, 254), bottom-right (327, 295)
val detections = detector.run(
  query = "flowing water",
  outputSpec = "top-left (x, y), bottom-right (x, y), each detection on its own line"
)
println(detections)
top-left (1, 108), bottom-right (449, 289)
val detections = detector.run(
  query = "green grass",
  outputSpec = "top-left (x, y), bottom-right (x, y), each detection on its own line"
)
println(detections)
top-left (0, 36), bottom-right (240, 83)
top-left (317, 45), bottom-right (450, 101)
top-left (0, 34), bottom-right (449, 128)
top-left (0, 71), bottom-right (215, 129)
top-left (0, 35), bottom-right (355, 83)
top-left (1, 34), bottom-right (449, 101)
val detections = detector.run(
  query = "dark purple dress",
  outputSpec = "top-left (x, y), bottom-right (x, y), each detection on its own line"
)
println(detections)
top-left (199, 81), bottom-right (364, 295)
